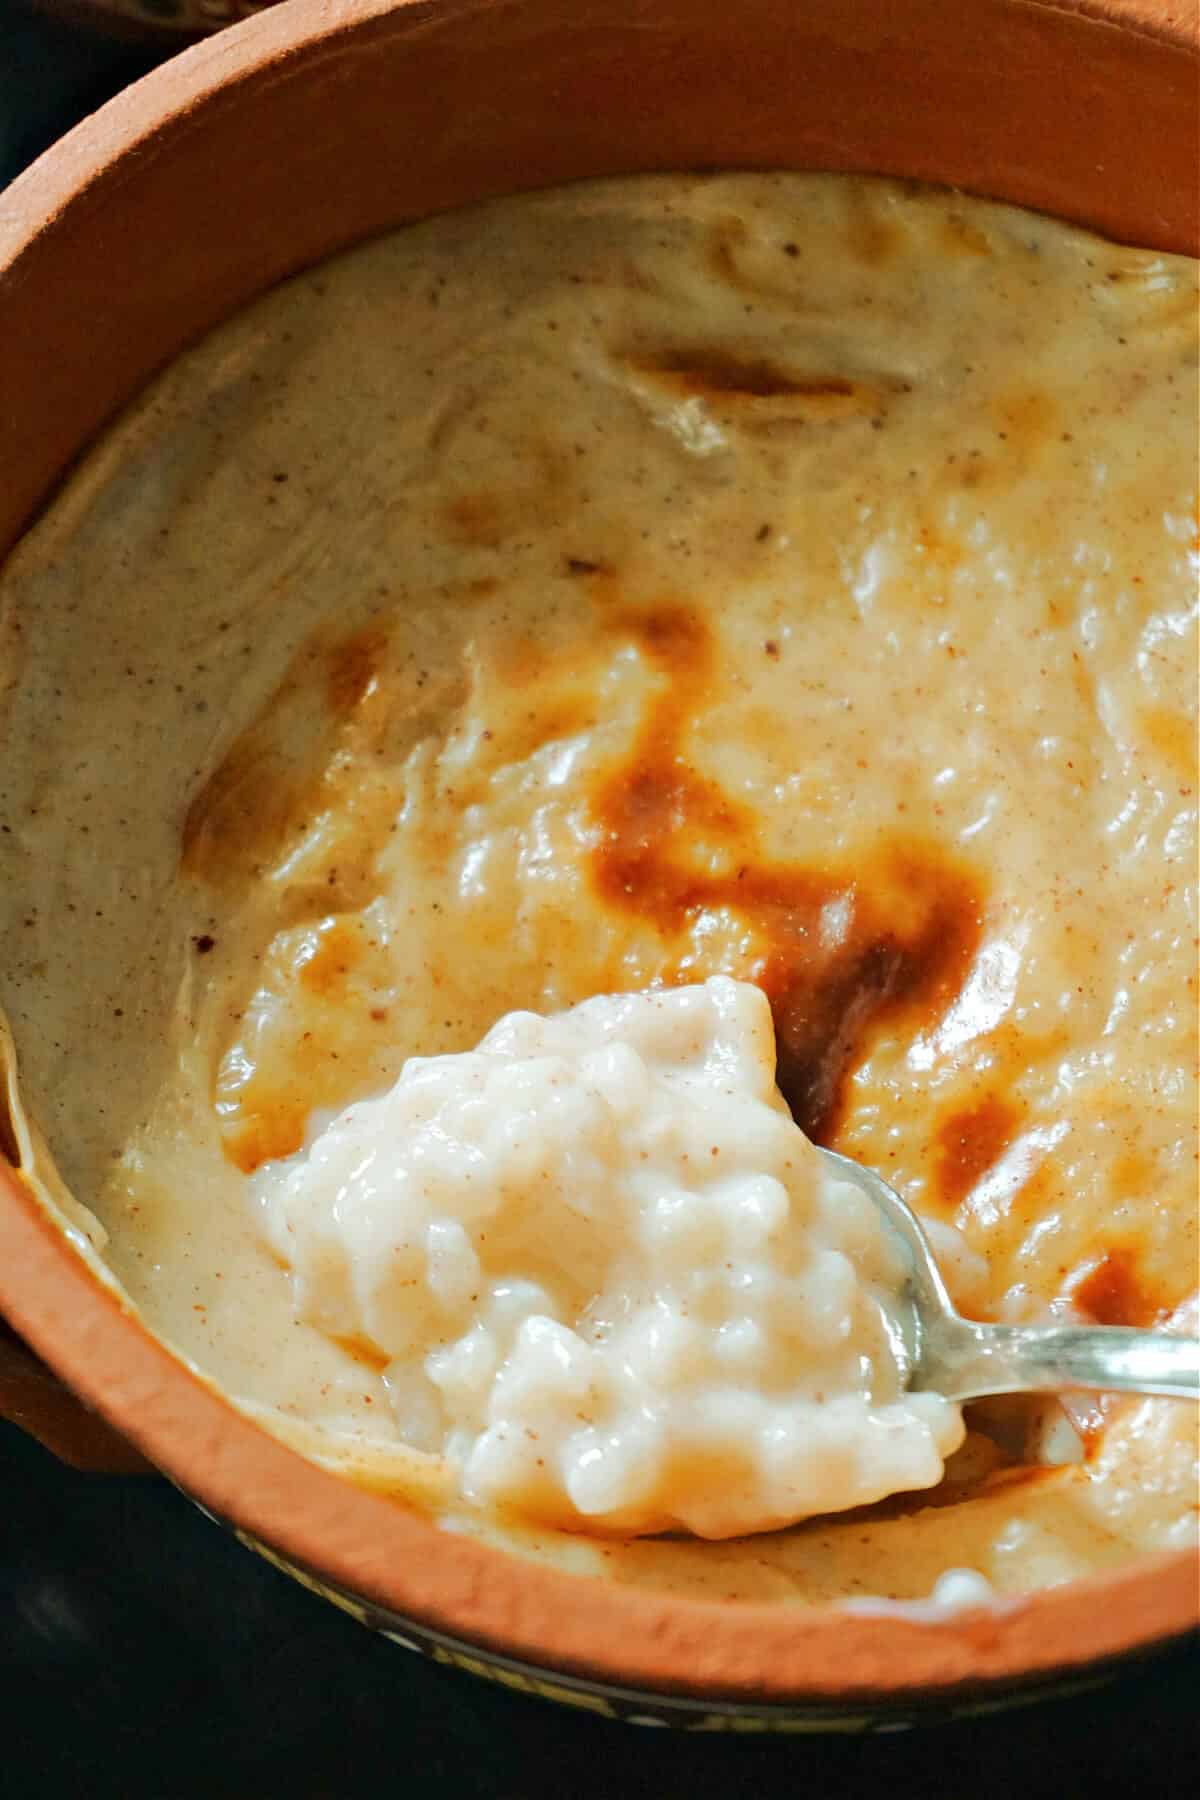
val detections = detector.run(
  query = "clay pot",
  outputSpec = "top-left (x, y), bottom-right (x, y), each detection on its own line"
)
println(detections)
top-left (0, 0), bottom-right (1196, 1727)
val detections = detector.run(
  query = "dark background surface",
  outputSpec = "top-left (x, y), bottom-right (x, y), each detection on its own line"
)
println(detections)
top-left (0, 3), bottom-right (1197, 1793)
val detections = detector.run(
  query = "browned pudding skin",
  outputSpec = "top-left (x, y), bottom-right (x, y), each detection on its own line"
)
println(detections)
top-left (187, 574), bottom-right (1172, 1353)
top-left (211, 594), bottom-right (1170, 1493)
top-left (586, 597), bottom-right (985, 1149)
top-left (191, 598), bottom-right (986, 1181)
top-left (584, 598), bottom-right (1168, 1335)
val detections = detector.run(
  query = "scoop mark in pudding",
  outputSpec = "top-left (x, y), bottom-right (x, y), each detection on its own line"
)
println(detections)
top-left (585, 596), bottom-right (985, 1143)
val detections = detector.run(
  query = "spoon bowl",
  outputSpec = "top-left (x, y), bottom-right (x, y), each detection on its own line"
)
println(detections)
top-left (818, 1148), bottom-right (1200, 1404)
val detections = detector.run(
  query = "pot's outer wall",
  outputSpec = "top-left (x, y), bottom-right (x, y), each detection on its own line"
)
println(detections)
top-left (0, 0), bottom-right (1196, 1710)
top-left (0, 0), bottom-right (1197, 559)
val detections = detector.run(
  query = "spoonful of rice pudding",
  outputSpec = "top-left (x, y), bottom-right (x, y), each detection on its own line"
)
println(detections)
top-left (251, 977), bottom-right (1198, 1540)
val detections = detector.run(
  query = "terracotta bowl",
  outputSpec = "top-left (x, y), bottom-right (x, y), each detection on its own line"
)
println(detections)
top-left (0, 0), bottom-right (1196, 1730)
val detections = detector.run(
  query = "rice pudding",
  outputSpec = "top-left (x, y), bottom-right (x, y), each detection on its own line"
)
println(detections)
top-left (0, 173), bottom-right (1195, 1603)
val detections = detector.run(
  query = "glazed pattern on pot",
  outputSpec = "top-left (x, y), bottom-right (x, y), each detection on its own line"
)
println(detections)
top-left (0, 174), bottom-right (1195, 1606)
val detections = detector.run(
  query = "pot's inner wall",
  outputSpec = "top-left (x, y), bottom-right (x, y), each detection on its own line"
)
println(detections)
top-left (1, 0), bottom-right (1196, 557)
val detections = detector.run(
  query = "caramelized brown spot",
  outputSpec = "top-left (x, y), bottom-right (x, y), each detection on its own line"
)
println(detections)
top-left (1070, 1248), bottom-right (1164, 1329)
top-left (587, 601), bottom-right (985, 1142)
top-left (225, 1109), bottom-right (306, 1175)
top-left (635, 348), bottom-right (857, 402)
top-left (331, 1334), bottom-right (390, 1375)
top-left (933, 1095), bottom-right (1021, 1208)
top-left (298, 920), bottom-right (364, 998)
top-left (325, 626), bottom-right (386, 714)
top-left (627, 347), bottom-right (901, 426)
top-left (771, 855), bottom-right (982, 1141)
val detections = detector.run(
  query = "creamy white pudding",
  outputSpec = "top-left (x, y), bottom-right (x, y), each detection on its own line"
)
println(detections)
top-left (253, 978), bottom-right (963, 1537)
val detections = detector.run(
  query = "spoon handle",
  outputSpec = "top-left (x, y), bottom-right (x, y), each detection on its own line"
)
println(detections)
top-left (921, 1318), bottom-right (1200, 1403)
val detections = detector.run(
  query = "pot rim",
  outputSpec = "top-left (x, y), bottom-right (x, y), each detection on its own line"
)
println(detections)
top-left (3, 0), bottom-right (1196, 272)
top-left (0, 0), bottom-right (1196, 1706)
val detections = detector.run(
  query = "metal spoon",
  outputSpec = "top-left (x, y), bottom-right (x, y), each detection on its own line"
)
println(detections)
top-left (819, 1147), bottom-right (1200, 1403)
